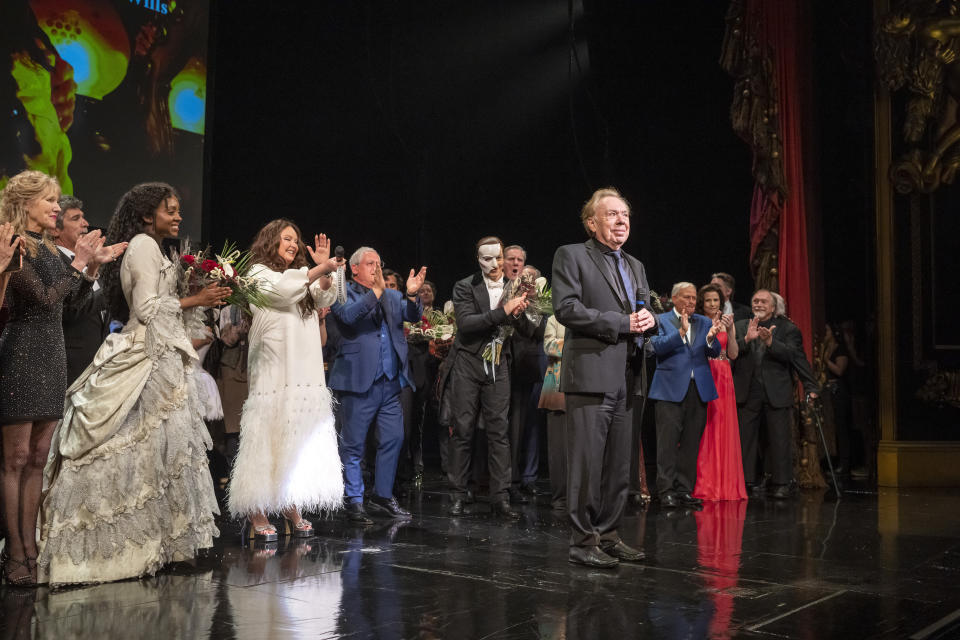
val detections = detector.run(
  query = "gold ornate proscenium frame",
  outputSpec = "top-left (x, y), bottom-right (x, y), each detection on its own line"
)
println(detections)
top-left (874, 0), bottom-right (960, 487)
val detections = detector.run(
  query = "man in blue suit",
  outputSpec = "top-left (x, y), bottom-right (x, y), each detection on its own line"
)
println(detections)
top-left (649, 282), bottom-right (721, 509)
top-left (329, 246), bottom-right (426, 524)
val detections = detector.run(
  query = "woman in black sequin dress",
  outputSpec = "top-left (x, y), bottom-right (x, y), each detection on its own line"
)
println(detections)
top-left (0, 170), bottom-right (116, 585)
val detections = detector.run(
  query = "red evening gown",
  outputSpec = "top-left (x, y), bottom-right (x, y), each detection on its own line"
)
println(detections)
top-left (693, 331), bottom-right (747, 500)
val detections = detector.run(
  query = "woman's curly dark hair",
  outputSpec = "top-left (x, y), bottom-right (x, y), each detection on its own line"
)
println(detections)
top-left (249, 218), bottom-right (315, 318)
top-left (695, 283), bottom-right (726, 316)
top-left (102, 182), bottom-right (180, 323)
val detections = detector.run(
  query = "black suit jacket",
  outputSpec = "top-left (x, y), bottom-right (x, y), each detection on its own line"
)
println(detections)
top-left (732, 315), bottom-right (819, 408)
top-left (731, 300), bottom-right (752, 323)
top-left (59, 250), bottom-right (109, 384)
top-left (451, 272), bottom-right (536, 359)
top-left (552, 238), bottom-right (652, 394)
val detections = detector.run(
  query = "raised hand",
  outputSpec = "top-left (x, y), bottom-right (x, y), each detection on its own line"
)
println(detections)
top-left (0, 223), bottom-right (23, 272)
top-left (406, 266), bottom-right (427, 295)
top-left (305, 233), bottom-right (332, 266)
top-left (724, 313), bottom-right (736, 338)
top-left (745, 317), bottom-right (760, 343)
top-left (371, 263), bottom-right (386, 298)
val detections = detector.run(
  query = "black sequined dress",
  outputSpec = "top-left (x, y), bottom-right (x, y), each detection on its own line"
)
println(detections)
top-left (0, 231), bottom-right (91, 425)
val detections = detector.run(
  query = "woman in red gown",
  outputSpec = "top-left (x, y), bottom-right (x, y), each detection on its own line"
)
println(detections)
top-left (693, 284), bottom-right (747, 501)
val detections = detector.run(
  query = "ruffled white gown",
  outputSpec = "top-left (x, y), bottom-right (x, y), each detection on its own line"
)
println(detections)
top-left (38, 233), bottom-right (219, 586)
top-left (226, 264), bottom-right (343, 517)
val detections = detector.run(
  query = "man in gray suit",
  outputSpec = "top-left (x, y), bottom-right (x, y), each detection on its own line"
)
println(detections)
top-left (552, 187), bottom-right (656, 568)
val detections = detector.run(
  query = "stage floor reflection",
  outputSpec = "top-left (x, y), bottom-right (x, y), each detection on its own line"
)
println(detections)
top-left (3, 479), bottom-right (960, 639)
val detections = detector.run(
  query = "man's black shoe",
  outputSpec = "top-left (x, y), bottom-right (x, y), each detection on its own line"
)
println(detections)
top-left (345, 502), bottom-right (373, 525)
top-left (448, 498), bottom-right (465, 516)
top-left (601, 540), bottom-right (645, 562)
top-left (508, 487), bottom-right (530, 504)
top-left (568, 546), bottom-right (618, 568)
top-left (677, 493), bottom-right (704, 508)
top-left (660, 493), bottom-right (679, 508)
top-left (520, 482), bottom-right (540, 496)
top-left (490, 499), bottom-right (521, 520)
top-left (367, 495), bottom-right (411, 519)
top-left (770, 483), bottom-right (796, 500)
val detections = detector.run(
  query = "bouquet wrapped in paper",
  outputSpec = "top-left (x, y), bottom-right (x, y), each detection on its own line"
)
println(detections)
top-left (404, 308), bottom-right (456, 343)
top-left (481, 273), bottom-right (553, 365)
top-left (176, 241), bottom-right (270, 315)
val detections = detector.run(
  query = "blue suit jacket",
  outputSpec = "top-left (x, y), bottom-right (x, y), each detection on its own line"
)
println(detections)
top-left (648, 311), bottom-right (720, 403)
top-left (328, 281), bottom-right (423, 394)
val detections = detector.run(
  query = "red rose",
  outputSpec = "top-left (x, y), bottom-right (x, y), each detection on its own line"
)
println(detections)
top-left (182, 254), bottom-right (196, 265)
top-left (200, 259), bottom-right (218, 272)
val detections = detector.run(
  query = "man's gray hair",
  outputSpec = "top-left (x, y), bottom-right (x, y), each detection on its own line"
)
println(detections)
top-left (671, 281), bottom-right (696, 297)
top-left (56, 195), bottom-right (83, 230)
top-left (504, 245), bottom-right (526, 260)
top-left (771, 291), bottom-right (786, 317)
top-left (349, 246), bottom-right (378, 267)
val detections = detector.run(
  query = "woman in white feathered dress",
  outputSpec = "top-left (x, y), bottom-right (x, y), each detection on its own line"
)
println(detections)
top-left (227, 219), bottom-right (344, 540)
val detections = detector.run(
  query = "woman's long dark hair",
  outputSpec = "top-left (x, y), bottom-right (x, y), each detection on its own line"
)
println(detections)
top-left (249, 218), bottom-right (315, 318)
top-left (102, 182), bottom-right (180, 323)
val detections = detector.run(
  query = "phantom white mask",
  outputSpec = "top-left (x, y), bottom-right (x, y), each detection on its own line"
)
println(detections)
top-left (478, 243), bottom-right (502, 276)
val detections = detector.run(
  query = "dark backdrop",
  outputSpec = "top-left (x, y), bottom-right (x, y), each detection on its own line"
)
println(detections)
top-left (205, 0), bottom-right (754, 305)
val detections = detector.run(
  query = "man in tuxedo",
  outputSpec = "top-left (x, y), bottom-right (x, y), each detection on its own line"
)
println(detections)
top-left (711, 272), bottom-right (752, 323)
top-left (329, 247), bottom-right (426, 523)
top-left (55, 196), bottom-right (109, 384)
top-left (649, 282), bottom-right (722, 508)
top-left (733, 289), bottom-right (819, 499)
top-left (446, 236), bottom-right (535, 519)
top-left (552, 187), bottom-right (656, 568)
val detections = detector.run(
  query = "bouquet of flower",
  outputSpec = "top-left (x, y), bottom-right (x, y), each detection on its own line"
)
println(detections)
top-left (177, 241), bottom-right (270, 315)
top-left (404, 308), bottom-right (456, 343)
top-left (481, 273), bottom-right (553, 365)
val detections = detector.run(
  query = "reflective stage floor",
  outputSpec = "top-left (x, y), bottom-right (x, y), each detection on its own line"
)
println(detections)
top-left (3, 478), bottom-right (960, 639)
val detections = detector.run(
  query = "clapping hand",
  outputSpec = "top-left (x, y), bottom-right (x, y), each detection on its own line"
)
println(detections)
top-left (706, 312), bottom-right (722, 341)
top-left (406, 266), bottom-right (427, 295)
top-left (195, 282), bottom-right (233, 308)
top-left (679, 309), bottom-right (690, 338)
top-left (757, 324), bottom-right (775, 347)
top-left (745, 317), bottom-right (760, 343)
top-left (503, 296), bottom-right (529, 316)
top-left (92, 241), bottom-right (129, 265)
top-left (73, 230), bottom-right (105, 267)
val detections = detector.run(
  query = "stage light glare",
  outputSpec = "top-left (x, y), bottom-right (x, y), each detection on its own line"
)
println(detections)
top-left (168, 58), bottom-right (207, 134)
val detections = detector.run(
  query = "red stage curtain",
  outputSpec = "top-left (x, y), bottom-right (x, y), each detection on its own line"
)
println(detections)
top-left (752, 0), bottom-right (814, 360)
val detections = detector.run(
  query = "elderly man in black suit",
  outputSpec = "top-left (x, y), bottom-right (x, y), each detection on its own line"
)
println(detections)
top-left (733, 289), bottom-right (819, 499)
top-left (55, 196), bottom-right (112, 384)
top-left (446, 236), bottom-right (536, 519)
top-left (552, 187), bottom-right (656, 568)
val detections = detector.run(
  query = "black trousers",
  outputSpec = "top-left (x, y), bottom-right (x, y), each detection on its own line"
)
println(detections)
top-left (738, 382), bottom-right (794, 485)
top-left (565, 374), bottom-right (632, 548)
top-left (654, 379), bottom-right (708, 497)
top-left (546, 410), bottom-right (567, 509)
top-left (446, 352), bottom-right (512, 502)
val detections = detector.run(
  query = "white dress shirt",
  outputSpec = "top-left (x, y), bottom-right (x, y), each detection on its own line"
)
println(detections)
top-left (485, 276), bottom-right (505, 310)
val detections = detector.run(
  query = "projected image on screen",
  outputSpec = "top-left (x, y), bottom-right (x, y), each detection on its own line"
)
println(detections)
top-left (0, 0), bottom-right (210, 240)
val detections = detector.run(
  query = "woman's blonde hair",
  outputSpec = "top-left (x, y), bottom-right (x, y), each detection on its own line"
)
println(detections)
top-left (0, 170), bottom-right (59, 257)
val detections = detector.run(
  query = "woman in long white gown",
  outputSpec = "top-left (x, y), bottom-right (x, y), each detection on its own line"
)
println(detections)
top-left (38, 183), bottom-right (231, 586)
top-left (227, 219), bottom-right (344, 540)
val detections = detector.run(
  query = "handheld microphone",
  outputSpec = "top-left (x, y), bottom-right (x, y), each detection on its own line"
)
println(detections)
top-left (333, 245), bottom-right (347, 304)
